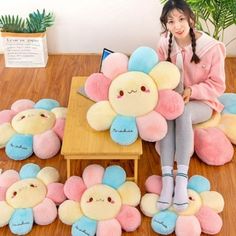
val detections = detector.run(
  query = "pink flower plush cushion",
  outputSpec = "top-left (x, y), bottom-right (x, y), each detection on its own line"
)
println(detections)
top-left (196, 206), bottom-right (223, 234)
top-left (194, 127), bottom-right (234, 165)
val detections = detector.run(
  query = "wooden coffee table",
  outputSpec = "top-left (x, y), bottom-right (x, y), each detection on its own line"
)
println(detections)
top-left (61, 77), bottom-right (143, 183)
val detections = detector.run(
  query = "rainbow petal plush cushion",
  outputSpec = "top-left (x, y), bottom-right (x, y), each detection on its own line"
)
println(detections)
top-left (0, 163), bottom-right (66, 235)
top-left (59, 164), bottom-right (141, 236)
top-left (194, 93), bottom-right (236, 165)
top-left (0, 98), bottom-right (67, 160)
top-left (85, 47), bottom-right (184, 145)
top-left (141, 174), bottom-right (224, 235)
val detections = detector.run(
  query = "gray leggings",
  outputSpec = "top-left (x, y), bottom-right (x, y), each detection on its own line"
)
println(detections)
top-left (159, 101), bottom-right (213, 167)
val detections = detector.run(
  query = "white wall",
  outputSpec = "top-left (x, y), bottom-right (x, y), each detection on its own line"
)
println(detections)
top-left (0, 0), bottom-right (236, 56)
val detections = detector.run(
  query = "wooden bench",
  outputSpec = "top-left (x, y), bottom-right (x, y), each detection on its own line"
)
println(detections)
top-left (61, 77), bottom-right (143, 183)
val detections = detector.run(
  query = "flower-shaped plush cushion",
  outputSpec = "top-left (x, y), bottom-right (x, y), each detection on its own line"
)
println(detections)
top-left (0, 163), bottom-right (66, 235)
top-left (193, 93), bottom-right (236, 165)
top-left (141, 175), bottom-right (224, 235)
top-left (85, 47), bottom-right (184, 145)
top-left (58, 164), bottom-right (141, 236)
top-left (0, 98), bottom-right (67, 160)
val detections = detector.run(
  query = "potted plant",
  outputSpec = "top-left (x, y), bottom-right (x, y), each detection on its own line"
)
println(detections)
top-left (161, 0), bottom-right (236, 46)
top-left (0, 9), bottom-right (55, 67)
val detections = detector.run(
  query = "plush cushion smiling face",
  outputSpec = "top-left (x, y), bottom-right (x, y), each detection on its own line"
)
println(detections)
top-left (85, 46), bottom-right (184, 145)
top-left (12, 109), bottom-right (55, 134)
top-left (109, 72), bottom-right (158, 116)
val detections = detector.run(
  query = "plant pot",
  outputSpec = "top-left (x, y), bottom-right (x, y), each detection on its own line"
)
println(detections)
top-left (1, 32), bottom-right (48, 68)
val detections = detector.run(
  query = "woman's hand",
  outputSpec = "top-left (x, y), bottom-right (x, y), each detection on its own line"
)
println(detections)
top-left (182, 87), bottom-right (192, 104)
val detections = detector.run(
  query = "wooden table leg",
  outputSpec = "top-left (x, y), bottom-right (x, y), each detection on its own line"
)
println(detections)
top-left (134, 158), bottom-right (138, 183)
top-left (67, 159), bottom-right (71, 179)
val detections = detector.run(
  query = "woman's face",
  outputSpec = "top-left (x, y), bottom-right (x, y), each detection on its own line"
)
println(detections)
top-left (166, 9), bottom-right (191, 40)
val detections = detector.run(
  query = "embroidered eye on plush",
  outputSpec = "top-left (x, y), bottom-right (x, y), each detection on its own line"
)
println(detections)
top-left (87, 197), bottom-right (93, 203)
top-left (12, 191), bottom-right (17, 198)
top-left (20, 116), bottom-right (26, 120)
top-left (117, 90), bottom-right (124, 98)
top-left (40, 113), bottom-right (47, 118)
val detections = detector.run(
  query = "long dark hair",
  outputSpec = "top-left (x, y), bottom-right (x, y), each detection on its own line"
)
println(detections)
top-left (160, 0), bottom-right (200, 64)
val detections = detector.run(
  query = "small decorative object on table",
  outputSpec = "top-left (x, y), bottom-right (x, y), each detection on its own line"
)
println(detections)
top-left (0, 9), bottom-right (54, 67)
top-left (0, 163), bottom-right (66, 235)
top-left (0, 98), bottom-right (67, 160)
top-left (59, 164), bottom-right (141, 236)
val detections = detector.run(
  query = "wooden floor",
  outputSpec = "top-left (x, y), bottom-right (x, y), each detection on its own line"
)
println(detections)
top-left (0, 55), bottom-right (235, 236)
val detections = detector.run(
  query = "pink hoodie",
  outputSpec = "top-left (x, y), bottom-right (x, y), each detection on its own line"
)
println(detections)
top-left (157, 31), bottom-right (226, 112)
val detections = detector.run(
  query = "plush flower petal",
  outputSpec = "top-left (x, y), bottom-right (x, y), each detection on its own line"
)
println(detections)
top-left (52, 118), bottom-right (65, 140)
top-left (46, 183), bottom-right (66, 204)
top-left (218, 93), bottom-right (236, 114)
top-left (128, 47), bottom-right (158, 73)
top-left (34, 98), bottom-right (60, 111)
top-left (110, 115), bottom-right (138, 145)
top-left (19, 163), bottom-right (41, 179)
top-left (82, 164), bottom-right (104, 188)
top-left (6, 134), bottom-right (33, 160)
top-left (11, 99), bottom-right (35, 113)
top-left (58, 200), bottom-right (83, 225)
top-left (0, 187), bottom-right (7, 201)
top-left (85, 73), bottom-right (112, 101)
top-left (145, 175), bottom-right (162, 195)
top-left (33, 198), bottom-right (57, 225)
top-left (116, 205), bottom-right (141, 232)
top-left (175, 215), bottom-right (201, 236)
top-left (196, 206), bottom-right (223, 234)
top-left (9, 208), bottom-right (33, 235)
top-left (200, 191), bottom-right (224, 213)
top-left (0, 169), bottom-right (20, 188)
top-left (218, 114), bottom-right (236, 144)
top-left (72, 216), bottom-right (97, 236)
top-left (0, 201), bottom-right (14, 227)
top-left (101, 53), bottom-right (129, 80)
top-left (37, 166), bottom-right (59, 185)
top-left (193, 111), bottom-right (221, 129)
top-left (117, 181), bottom-right (141, 206)
top-left (140, 193), bottom-right (159, 217)
top-left (187, 175), bottom-right (210, 193)
top-left (155, 90), bottom-right (184, 120)
top-left (64, 176), bottom-right (87, 201)
top-left (97, 219), bottom-right (122, 236)
top-left (102, 165), bottom-right (126, 189)
top-left (149, 61), bottom-right (180, 90)
top-left (194, 127), bottom-right (234, 165)
top-left (0, 109), bottom-right (16, 125)
top-left (51, 107), bottom-right (67, 119)
top-left (0, 123), bottom-right (16, 148)
top-left (152, 210), bottom-right (177, 235)
top-left (87, 101), bottom-right (116, 130)
top-left (33, 130), bottom-right (61, 159)
top-left (136, 111), bottom-right (167, 142)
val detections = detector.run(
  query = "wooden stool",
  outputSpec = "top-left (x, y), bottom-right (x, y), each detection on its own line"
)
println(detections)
top-left (61, 77), bottom-right (143, 183)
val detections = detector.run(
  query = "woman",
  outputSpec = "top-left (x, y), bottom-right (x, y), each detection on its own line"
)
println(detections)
top-left (156, 0), bottom-right (226, 211)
